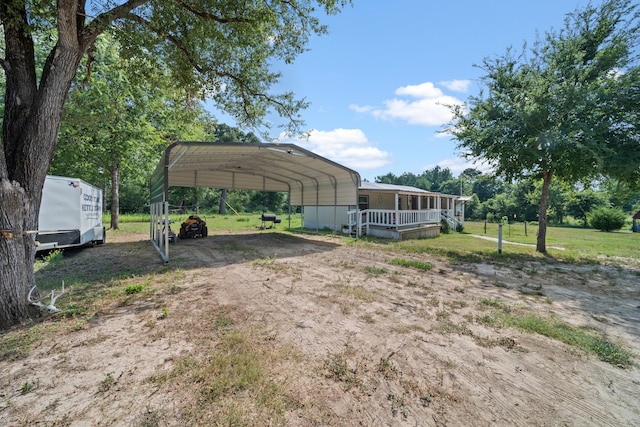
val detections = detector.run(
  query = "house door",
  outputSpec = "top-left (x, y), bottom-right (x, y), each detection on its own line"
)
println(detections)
top-left (411, 196), bottom-right (418, 210)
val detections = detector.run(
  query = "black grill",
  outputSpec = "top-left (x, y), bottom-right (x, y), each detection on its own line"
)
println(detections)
top-left (260, 214), bottom-right (281, 229)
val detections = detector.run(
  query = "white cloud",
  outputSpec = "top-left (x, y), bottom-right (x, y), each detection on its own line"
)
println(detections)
top-left (353, 81), bottom-right (465, 127)
top-left (348, 104), bottom-right (374, 113)
top-left (395, 82), bottom-right (444, 98)
top-left (439, 79), bottom-right (471, 93)
top-left (372, 95), bottom-right (463, 126)
top-left (278, 128), bottom-right (392, 171)
top-left (422, 156), bottom-right (494, 176)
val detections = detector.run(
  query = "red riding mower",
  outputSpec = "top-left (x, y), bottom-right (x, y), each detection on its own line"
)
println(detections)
top-left (178, 215), bottom-right (208, 239)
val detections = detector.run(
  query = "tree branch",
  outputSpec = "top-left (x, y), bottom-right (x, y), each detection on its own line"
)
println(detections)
top-left (173, 0), bottom-right (251, 24)
top-left (125, 13), bottom-right (205, 73)
top-left (56, 0), bottom-right (80, 48)
top-left (82, 0), bottom-right (148, 43)
top-left (125, 13), bottom-right (292, 120)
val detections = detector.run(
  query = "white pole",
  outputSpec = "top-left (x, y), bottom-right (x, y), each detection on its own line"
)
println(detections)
top-left (498, 224), bottom-right (503, 253)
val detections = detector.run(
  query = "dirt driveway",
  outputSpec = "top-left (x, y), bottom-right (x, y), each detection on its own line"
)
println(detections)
top-left (1, 229), bottom-right (639, 426)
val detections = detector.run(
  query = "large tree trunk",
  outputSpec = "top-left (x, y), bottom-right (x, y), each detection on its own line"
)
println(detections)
top-left (219, 188), bottom-right (228, 214)
top-left (536, 170), bottom-right (553, 253)
top-left (0, 2), bottom-right (95, 329)
top-left (110, 163), bottom-right (120, 230)
top-left (0, 181), bottom-right (39, 328)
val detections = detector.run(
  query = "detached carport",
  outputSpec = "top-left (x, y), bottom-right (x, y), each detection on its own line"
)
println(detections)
top-left (149, 142), bottom-right (361, 262)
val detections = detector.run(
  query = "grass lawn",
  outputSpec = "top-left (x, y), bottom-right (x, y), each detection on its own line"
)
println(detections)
top-left (107, 214), bottom-right (640, 265)
top-left (459, 221), bottom-right (640, 263)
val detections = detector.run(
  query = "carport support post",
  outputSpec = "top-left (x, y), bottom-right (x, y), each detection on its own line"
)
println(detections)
top-left (163, 201), bottom-right (169, 261)
top-left (150, 201), bottom-right (170, 264)
top-left (498, 224), bottom-right (503, 254)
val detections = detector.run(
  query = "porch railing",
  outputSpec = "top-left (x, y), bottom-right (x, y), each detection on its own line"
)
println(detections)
top-left (441, 211), bottom-right (462, 231)
top-left (347, 209), bottom-right (443, 235)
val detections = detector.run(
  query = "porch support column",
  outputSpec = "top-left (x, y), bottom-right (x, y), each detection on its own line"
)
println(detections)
top-left (395, 193), bottom-right (399, 227)
top-left (461, 201), bottom-right (466, 225)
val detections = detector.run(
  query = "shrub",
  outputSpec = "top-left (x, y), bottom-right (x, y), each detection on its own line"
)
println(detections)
top-left (588, 207), bottom-right (626, 232)
top-left (125, 283), bottom-right (145, 294)
top-left (440, 219), bottom-right (451, 234)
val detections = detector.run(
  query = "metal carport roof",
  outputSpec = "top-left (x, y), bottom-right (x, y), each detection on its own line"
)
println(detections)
top-left (150, 142), bottom-right (361, 206)
top-left (149, 142), bottom-right (361, 262)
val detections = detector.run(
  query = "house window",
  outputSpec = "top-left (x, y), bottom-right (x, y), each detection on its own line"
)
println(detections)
top-left (358, 195), bottom-right (369, 210)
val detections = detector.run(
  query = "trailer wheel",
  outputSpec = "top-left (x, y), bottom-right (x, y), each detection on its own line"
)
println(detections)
top-left (202, 226), bottom-right (208, 238)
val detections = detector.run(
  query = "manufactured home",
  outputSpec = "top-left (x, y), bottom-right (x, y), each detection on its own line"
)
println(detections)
top-left (303, 181), bottom-right (469, 240)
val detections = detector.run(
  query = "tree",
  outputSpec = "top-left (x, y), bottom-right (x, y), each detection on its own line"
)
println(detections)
top-left (51, 33), bottom-right (207, 229)
top-left (600, 178), bottom-right (640, 211)
top-left (0, 0), bottom-right (350, 329)
top-left (512, 179), bottom-right (540, 222)
top-left (419, 166), bottom-right (454, 192)
top-left (375, 172), bottom-right (400, 185)
top-left (438, 178), bottom-right (463, 196)
top-left (447, 0), bottom-right (640, 252)
top-left (566, 188), bottom-right (608, 226)
top-left (472, 174), bottom-right (504, 203)
top-left (375, 166), bottom-right (455, 192)
top-left (537, 180), bottom-right (568, 224)
top-left (459, 168), bottom-right (482, 195)
top-left (484, 191), bottom-right (519, 222)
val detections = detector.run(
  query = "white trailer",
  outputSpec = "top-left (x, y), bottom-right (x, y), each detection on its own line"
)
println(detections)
top-left (36, 175), bottom-right (106, 252)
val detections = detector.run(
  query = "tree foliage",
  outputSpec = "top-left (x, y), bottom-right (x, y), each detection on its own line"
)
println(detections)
top-left (51, 33), bottom-right (207, 229)
top-left (565, 188), bottom-right (609, 226)
top-left (588, 207), bottom-right (627, 231)
top-left (375, 166), bottom-right (455, 192)
top-left (446, 0), bottom-right (640, 252)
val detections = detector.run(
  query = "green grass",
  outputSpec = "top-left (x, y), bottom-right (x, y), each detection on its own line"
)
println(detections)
top-left (389, 258), bottom-right (434, 271)
top-left (478, 298), bottom-right (633, 367)
top-left (103, 212), bottom-right (150, 223)
top-left (0, 323), bottom-right (55, 361)
top-left (104, 212), bottom-right (304, 234)
top-left (362, 265), bottom-right (387, 276)
top-left (105, 216), bottom-right (639, 265)
top-left (393, 221), bottom-right (640, 267)
top-left (461, 221), bottom-right (640, 262)
top-left (331, 284), bottom-right (383, 302)
top-left (124, 283), bottom-right (145, 295)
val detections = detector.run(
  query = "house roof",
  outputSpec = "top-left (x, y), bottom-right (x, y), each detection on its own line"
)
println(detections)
top-left (633, 210), bottom-right (640, 220)
top-left (150, 142), bottom-right (361, 206)
top-left (360, 182), bottom-right (431, 194)
top-left (360, 182), bottom-right (466, 199)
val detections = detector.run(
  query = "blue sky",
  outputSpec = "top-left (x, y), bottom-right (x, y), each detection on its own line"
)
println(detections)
top-left (212, 0), bottom-right (601, 182)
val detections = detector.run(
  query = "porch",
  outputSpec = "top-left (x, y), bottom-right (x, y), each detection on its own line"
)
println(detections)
top-left (345, 208), bottom-right (462, 240)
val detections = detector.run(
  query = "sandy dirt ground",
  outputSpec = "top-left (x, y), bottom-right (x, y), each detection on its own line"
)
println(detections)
top-left (1, 229), bottom-right (639, 426)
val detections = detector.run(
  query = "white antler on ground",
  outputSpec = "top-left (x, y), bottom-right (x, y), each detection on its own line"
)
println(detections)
top-left (28, 281), bottom-right (66, 313)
